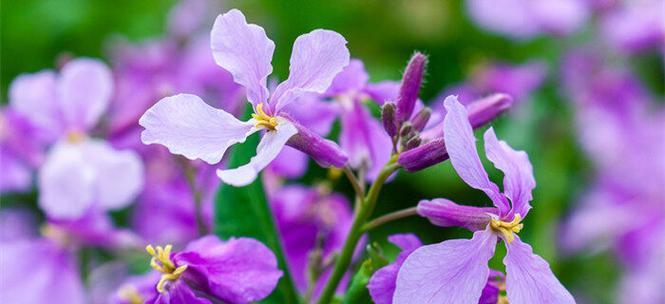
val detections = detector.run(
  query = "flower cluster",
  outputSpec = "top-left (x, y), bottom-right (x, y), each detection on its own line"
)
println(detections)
top-left (2, 0), bottom-right (662, 303)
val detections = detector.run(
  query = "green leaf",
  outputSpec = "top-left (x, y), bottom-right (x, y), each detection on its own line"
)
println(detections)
top-left (215, 106), bottom-right (300, 304)
top-left (343, 243), bottom-right (388, 304)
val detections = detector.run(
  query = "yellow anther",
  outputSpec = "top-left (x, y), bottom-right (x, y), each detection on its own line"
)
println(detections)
top-left (146, 244), bottom-right (187, 293)
top-left (490, 214), bottom-right (524, 244)
top-left (251, 103), bottom-right (279, 131)
top-left (66, 130), bottom-right (85, 143)
top-left (117, 284), bottom-right (144, 304)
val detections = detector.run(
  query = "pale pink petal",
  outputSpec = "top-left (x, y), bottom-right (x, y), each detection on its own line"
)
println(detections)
top-left (504, 238), bottom-right (575, 304)
top-left (9, 70), bottom-right (63, 138)
top-left (483, 128), bottom-right (535, 217)
top-left (443, 96), bottom-right (510, 213)
top-left (271, 29), bottom-right (350, 112)
top-left (57, 58), bottom-right (113, 131)
top-left (217, 121), bottom-right (298, 186)
top-left (38, 142), bottom-right (96, 219)
top-left (139, 94), bottom-right (255, 164)
top-left (81, 140), bottom-right (144, 211)
top-left (211, 9), bottom-right (274, 106)
top-left (393, 228), bottom-right (497, 304)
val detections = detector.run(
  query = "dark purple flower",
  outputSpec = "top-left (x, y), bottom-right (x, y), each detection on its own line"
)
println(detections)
top-left (140, 9), bottom-right (350, 186)
top-left (393, 97), bottom-right (574, 303)
top-left (144, 235), bottom-right (282, 304)
top-left (396, 53), bottom-right (427, 124)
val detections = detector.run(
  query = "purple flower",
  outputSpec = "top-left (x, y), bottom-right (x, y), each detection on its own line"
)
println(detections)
top-left (367, 234), bottom-right (422, 304)
top-left (467, 0), bottom-right (589, 39)
top-left (599, 0), bottom-right (664, 53)
top-left (140, 9), bottom-right (349, 186)
top-left (393, 97), bottom-right (574, 303)
top-left (269, 184), bottom-right (354, 297)
top-left (0, 108), bottom-right (45, 193)
top-left (144, 235), bottom-right (282, 304)
top-left (8, 58), bottom-right (144, 220)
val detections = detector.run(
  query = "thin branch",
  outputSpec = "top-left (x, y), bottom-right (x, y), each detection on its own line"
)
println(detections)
top-left (343, 166), bottom-right (365, 198)
top-left (363, 207), bottom-right (418, 232)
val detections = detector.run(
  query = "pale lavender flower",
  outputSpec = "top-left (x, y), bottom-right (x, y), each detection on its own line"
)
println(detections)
top-left (0, 108), bottom-right (45, 193)
top-left (140, 9), bottom-right (349, 186)
top-left (599, 0), bottom-right (665, 53)
top-left (8, 58), bottom-right (144, 220)
top-left (467, 0), bottom-right (589, 39)
top-left (269, 184), bottom-right (354, 297)
top-left (143, 235), bottom-right (282, 304)
top-left (393, 97), bottom-right (574, 303)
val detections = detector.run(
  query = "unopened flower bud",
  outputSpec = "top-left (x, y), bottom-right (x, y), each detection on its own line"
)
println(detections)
top-left (467, 93), bottom-right (513, 128)
top-left (398, 138), bottom-right (449, 172)
top-left (399, 122), bottom-right (413, 138)
top-left (396, 52), bottom-right (427, 123)
top-left (410, 107), bottom-right (432, 131)
top-left (404, 136), bottom-right (422, 151)
top-left (381, 102), bottom-right (398, 137)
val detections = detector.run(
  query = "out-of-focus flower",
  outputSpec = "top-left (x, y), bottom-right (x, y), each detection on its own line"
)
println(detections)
top-left (143, 235), bottom-right (282, 304)
top-left (467, 0), bottom-right (589, 39)
top-left (599, 0), bottom-right (665, 53)
top-left (269, 184), bottom-right (354, 298)
top-left (367, 234), bottom-right (422, 304)
top-left (8, 58), bottom-right (144, 220)
top-left (140, 9), bottom-right (349, 187)
top-left (0, 108), bottom-right (45, 193)
top-left (561, 50), bottom-right (665, 303)
top-left (393, 97), bottom-right (574, 303)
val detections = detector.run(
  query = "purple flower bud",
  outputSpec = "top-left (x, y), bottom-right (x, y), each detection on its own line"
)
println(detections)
top-left (404, 136), bottom-right (422, 151)
top-left (399, 122), bottom-right (413, 139)
top-left (398, 138), bottom-right (448, 172)
top-left (410, 107), bottom-right (432, 132)
top-left (381, 102), bottom-right (398, 137)
top-left (467, 93), bottom-right (513, 128)
top-left (396, 53), bottom-right (427, 123)
top-left (285, 115), bottom-right (348, 168)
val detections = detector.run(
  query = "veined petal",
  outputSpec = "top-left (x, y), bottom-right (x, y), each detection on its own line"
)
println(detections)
top-left (217, 120), bottom-right (297, 186)
top-left (271, 29), bottom-right (350, 112)
top-left (139, 94), bottom-right (255, 164)
top-left (483, 128), bottom-right (535, 217)
top-left (38, 141), bottom-right (96, 219)
top-left (393, 228), bottom-right (497, 304)
top-left (443, 96), bottom-right (510, 213)
top-left (368, 234), bottom-right (422, 304)
top-left (57, 58), bottom-right (113, 131)
top-left (504, 237), bottom-right (575, 304)
top-left (211, 9), bottom-right (274, 106)
top-left (9, 70), bottom-right (63, 139)
top-left (81, 140), bottom-right (144, 211)
top-left (417, 198), bottom-right (495, 231)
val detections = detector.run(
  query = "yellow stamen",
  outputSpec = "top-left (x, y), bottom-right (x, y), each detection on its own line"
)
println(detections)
top-left (146, 244), bottom-right (188, 293)
top-left (66, 130), bottom-right (85, 143)
top-left (117, 284), bottom-right (144, 304)
top-left (251, 103), bottom-right (279, 131)
top-left (489, 214), bottom-right (523, 243)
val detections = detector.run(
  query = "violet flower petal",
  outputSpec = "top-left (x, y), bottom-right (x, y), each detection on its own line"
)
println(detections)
top-left (364, 81), bottom-right (401, 105)
top-left (211, 9), bottom-right (274, 106)
top-left (367, 234), bottom-right (423, 304)
top-left (271, 29), bottom-right (350, 112)
top-left (217, 120), bottom-right (297, 186)
top-left (417, 198), bottom-right (495, 231)
top-left (483, 127), bottom-right (535, 217)
top-left (9, 70), bottom-right (63, 139)
top-left (397, 138), bottom-right (448, 172)
top-left (504, 237), bottom-right (575, 304)
top-left (140, 94), bottom-right (255, 164)
top-left (0, 152), bottom-right (32, 193)
top-left (147, 280), bottom-right (213, 304)
top-left (443, 96), bottom-right (510, 213)
top-left (393, 227), bottom-right (497, 304)
top-left (174, 236), bottom-right (283, 304)
top-left (326, 59), bottom-right (369, 95)
top-left (57, 58), bottom-right (113, 131)
top-left (269, 146), bottom-right (310, 179)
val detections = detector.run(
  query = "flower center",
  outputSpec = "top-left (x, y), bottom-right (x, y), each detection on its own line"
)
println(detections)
top-left (146, 244), bottom-right (188, 293)
top-left (489, 214), bottom-right (523, 244)
top-left (251, 103), bottom-right (278, 131)
top-left (117, 284), bottom-right (143, 304)
top-left (66, 130), bottom-right (85, 143)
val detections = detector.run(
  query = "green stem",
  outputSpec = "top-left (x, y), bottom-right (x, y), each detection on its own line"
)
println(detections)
top-left (362, 207), bottom-right (418, 232)
top-left (184, 162), bottom-right (208, 236)
top-left (316, 158), bottom-right (400, 304)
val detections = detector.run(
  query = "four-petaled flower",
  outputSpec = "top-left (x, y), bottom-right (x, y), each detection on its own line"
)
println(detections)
top-left (140, 9), bottom-right (350, 186)
top-left (393, 96), bottom-right (575, 304)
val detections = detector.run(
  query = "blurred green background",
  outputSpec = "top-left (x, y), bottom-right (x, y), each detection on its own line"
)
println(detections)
top-left (4, 1), bottom-right (663, 303)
